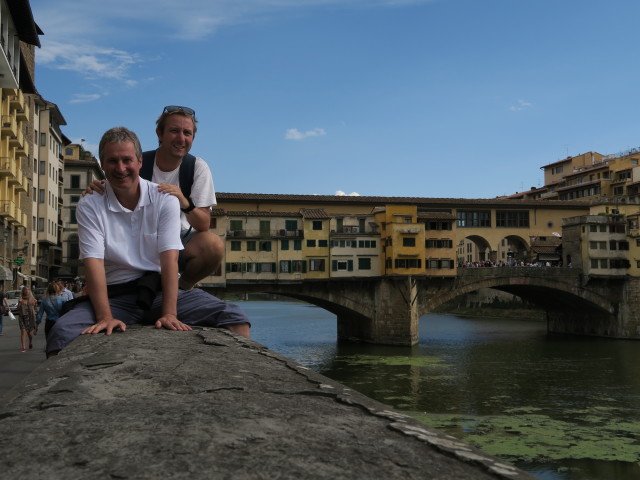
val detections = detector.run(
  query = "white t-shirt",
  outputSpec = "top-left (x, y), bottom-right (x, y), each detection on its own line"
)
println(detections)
top-left (151, 156), bottom-right (216, 232)
top-left (77, 178), bottom-right (184, 284)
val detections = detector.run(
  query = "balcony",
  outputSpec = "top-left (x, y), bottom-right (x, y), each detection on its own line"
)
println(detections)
top-left (8, 91), bottom-right (23, 110)
top-left (15, 103), bottom-right (28, 122)
top-left (1, 115), bottom-right (16, 137)
top-left (0, 156), bottom-right (15, 177)
top-left (8, 129), bottom-right (23, 147)
top-left (15, 143), bottom-right (28, 158)
top-left (0, 200), bottom-right (16, 221)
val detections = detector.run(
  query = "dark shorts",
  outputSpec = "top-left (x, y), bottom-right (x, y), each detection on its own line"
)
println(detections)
top-left (46, 288), bottom-right (250, 354)
top-left (178, 229), bottom-right (198, 271)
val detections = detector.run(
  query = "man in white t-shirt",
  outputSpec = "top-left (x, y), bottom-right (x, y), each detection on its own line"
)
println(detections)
top-left (87, 106), bottom-right (223, 290)
top-left (46, 127), bottom-right (250, 356)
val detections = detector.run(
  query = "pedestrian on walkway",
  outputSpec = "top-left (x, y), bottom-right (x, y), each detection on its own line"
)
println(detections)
top-left (17, 288), bottom-right (36, 352)
top-left (0, 284), bottom-right (8, 336)
top-left (36, 282), bottom-right (67, 339)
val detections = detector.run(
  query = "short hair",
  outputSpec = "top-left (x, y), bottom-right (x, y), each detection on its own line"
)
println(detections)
top-left (155, 110), bottom-right (198, 143)
top-left (98, 127), bottom-right (143, 161)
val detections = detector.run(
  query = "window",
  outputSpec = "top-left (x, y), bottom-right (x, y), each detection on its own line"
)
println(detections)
top-left (226, 263), bottom-right (242, 273)
top-left (426, 239), bottom-right (453, 248)
top-left (230, 241), bottom-right (241, 251)
top-left (332, 260), bottom-right (353, 271)
top-left (246, 241), bottom-right (256, 251)
top-left (394, 259), bottom-right (421, 269)
top-left (358, 240), bottom-right (376, 248)
top-left (259, 241), bottom-right (272, 252)
top-left (38, 189), bottom-right (44, 203)
top-left (38, 217), bottom-right (44, 232)
top-left (293, 240), bottom-right (302, 250)
top-left (41, 133), bottom-right (47, 147)
top-left (70, 175), bottom-right (81, 189)
top-left (312, 220), bottom-right (323, 230)
top-left (309, 259), bottom-right (325, 271)
top-left (307, 240), bottom-right (316, 247)
top-left (280, 239), bottom-right (289, 250)
top-left (260, 263), bottom-right (274, 273)
top-left (280, 260), bottom-right (290, 273)
top-left (403, 237), bottom-right (416, 247)
top-left (358, 258), bottom-right (371, 270)
top-left (285, 220), bottom-right (297, 231)
top-left (69, 208), bottom-right (77, 224)
top-left (259, 220), bottom-right (271, 236)
top-left (457, 210), bottom-right (491, 227)
top-left (70, 195), bottom-right (80, 204)
top-left (496, 211), bottom-right (529, 228)
top-left (209, 218), bottom-right (217, 229)
top-left (230, 220), bottom-right (243, 231)
top-left (318, 240), bottom-right (328, 248)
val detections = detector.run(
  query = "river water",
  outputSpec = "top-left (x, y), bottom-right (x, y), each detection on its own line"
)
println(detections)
top-left (242, 300), bottom-right (640, 480)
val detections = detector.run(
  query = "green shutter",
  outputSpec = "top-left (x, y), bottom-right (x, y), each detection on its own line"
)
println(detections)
top-left (348, 260), bottom-right (353, 271)
top-left (332, 260), bottom-right (338, 271)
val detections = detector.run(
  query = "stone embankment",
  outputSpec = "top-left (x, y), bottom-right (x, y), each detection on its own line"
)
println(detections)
top-left (0, 326), bottom-right (536, 479)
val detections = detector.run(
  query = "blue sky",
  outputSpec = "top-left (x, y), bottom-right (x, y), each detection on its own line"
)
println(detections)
top-left (29, 0), bottom-right (640, 199)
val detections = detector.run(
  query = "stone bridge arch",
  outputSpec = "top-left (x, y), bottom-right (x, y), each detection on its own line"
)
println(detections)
top-left (417, 268), bottom-right (615, 316)
top-left (212, 269), bottom-right (638, 346)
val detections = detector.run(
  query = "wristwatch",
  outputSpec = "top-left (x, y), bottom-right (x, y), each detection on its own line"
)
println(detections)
top-left (181, 197), bottom-right (196, 213)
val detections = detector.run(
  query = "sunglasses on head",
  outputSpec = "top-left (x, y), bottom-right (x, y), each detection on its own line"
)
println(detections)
top-left (163, 105), bottom-right (196, 116)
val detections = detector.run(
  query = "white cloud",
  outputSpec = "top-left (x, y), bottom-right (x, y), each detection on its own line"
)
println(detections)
top-left (509, 99), bottom-right (533, 111)
top-left (70, 93), bottom-right (102, 104)
top-left (38, 40), bottom-right (140, 81)
top-left (30, 0), bottom-right (436, 93)
top-left (335, 190), bottom-right (360, 196)
top-left (285, 127), bottom-right (326, 140)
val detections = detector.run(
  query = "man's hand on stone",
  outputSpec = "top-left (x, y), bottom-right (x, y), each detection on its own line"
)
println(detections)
top-left (155, 313), bottom-right (192, 331)
top-left (82, 180), bottom-right (106, 197)
top-left (82, 318), bottom-right (126, 335)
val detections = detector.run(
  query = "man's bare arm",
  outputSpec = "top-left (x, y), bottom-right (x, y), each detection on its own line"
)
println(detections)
top-left (155, 249), bottom-right (191, 331)
top-left (81, 257), bottom-right (126, 335)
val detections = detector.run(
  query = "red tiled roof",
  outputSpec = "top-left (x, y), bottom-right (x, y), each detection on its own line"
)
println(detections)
top-left (217, 192), bottom-right (591, 209)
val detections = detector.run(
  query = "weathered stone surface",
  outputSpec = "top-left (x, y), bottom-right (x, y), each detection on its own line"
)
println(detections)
top-left (0, 326), bottom-right (535, 479)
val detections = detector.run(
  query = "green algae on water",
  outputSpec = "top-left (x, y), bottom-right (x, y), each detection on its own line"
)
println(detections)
top-left (341, 354), bottom-right (449, 368)
top-left (409, 411), bottom-right (640, 463)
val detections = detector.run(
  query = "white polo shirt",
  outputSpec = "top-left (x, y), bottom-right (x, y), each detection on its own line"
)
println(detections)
top-left (77, 178), bottom-right (184, 285)
top-left (151, 156), bottom-right (216, 232)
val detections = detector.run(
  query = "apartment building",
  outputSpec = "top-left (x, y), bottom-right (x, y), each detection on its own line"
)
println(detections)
top-left (32, 97), bottom-right (65, 281)
top-left (59, 144), bottom-right (104, 279)
top-left (0, 0), bottom-right (41, 288)
top-left (507, 149), bottom-right (640, 202)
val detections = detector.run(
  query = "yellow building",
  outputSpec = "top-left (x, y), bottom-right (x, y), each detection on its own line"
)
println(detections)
top-left (0, 1), bottom-right (41, 287)
top-left (301, 208), bottom-right (330, 279)
top-left (375, 205), bottom-right (425, 276)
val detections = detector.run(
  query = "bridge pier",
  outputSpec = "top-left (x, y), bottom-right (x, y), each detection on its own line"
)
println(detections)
top-left (338, 277), bottom-right (419, 346)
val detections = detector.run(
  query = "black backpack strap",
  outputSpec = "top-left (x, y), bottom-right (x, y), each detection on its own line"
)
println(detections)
top-left (140, 150), bottom-right (156, 181)
top-left (140, 149), bottom-right (196, 200)
top-left (178, 153), bottom-right (196, 200)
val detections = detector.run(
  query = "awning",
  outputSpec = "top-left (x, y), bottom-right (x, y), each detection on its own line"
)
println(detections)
top-left (0, 266), bottom-right (11, 281)
top-left (31, 275), bottom-right (47, 283)
top-left (17, 271), bottom-right (28, 279)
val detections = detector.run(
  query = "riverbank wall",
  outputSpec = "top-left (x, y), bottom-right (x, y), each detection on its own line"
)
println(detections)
top-left (0, 326), bottom-right (536, 479)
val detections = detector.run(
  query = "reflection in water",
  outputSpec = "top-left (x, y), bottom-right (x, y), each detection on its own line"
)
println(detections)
top-left (244, 300), bottom-right (640, 480)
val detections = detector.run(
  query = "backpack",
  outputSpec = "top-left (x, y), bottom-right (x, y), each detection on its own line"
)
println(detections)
top-left (140, 150), bottom-right (196, 199)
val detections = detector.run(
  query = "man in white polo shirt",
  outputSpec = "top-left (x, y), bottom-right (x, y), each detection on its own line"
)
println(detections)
top-left (46, 127), bottom-right (249, 356)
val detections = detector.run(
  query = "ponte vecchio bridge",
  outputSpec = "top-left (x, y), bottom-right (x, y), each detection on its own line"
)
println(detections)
top-left (209, 267), bottom-right (639, 346)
